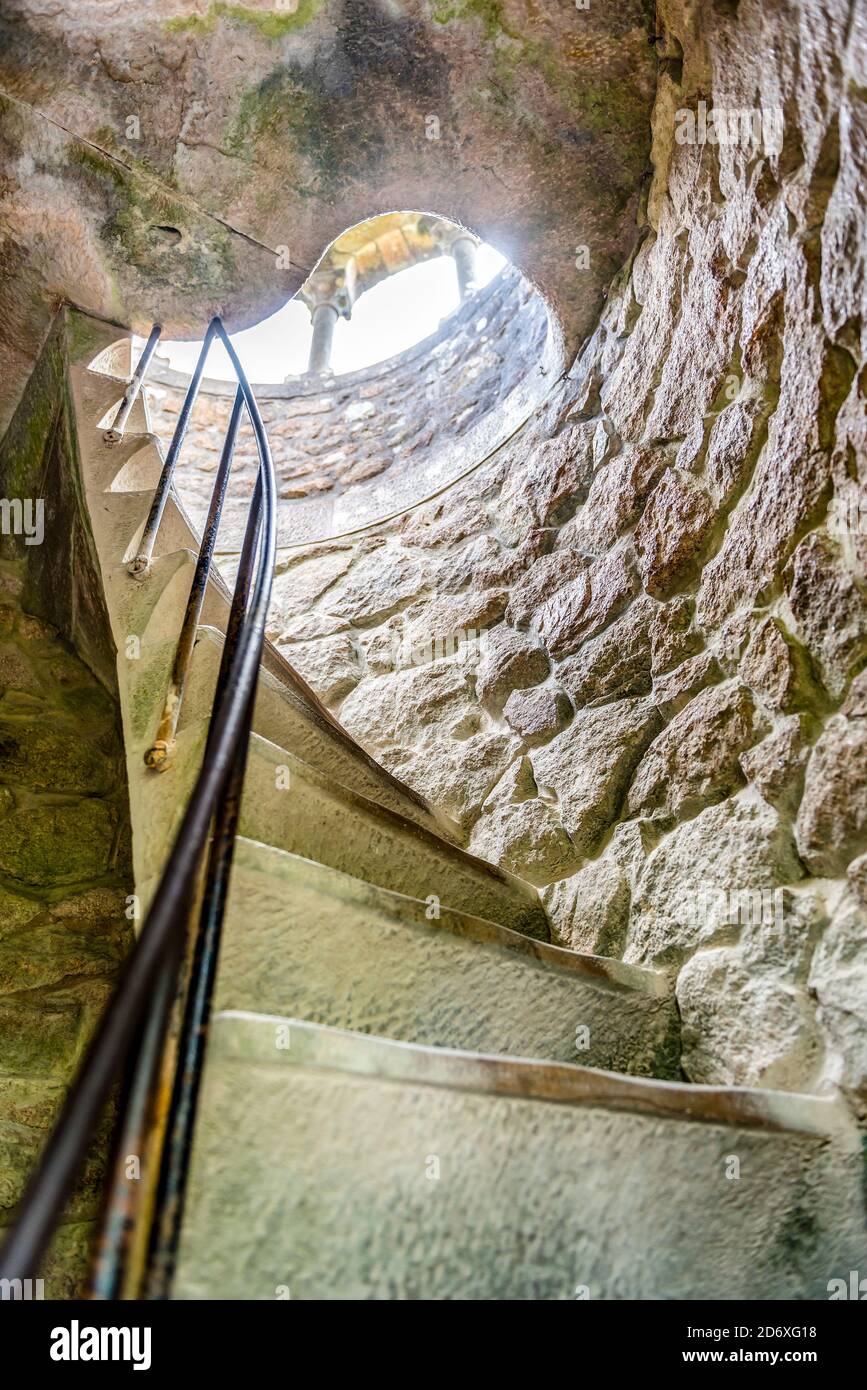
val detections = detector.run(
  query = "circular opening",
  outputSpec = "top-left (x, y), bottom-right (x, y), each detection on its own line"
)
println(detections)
top-left (154, 242), bottom-right (507, 381)
top-left (142, 213), bottom-right (555, 548)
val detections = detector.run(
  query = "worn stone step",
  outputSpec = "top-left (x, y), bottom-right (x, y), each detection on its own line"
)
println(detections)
top-left (215, 836), bottom-right (678, 1076)
top-left (68, 364), bottom-right (149, 437)
top-left (83, 429), bottom-right (165, 496)
top-left (127, 718), bottom-right (547, 936)
top-left (85, 488), bottom-right (199, 570)
top-left (66, 312), bottom-right (134, 376)
top-left (102, 554), bottom-right (229, 658)
top-left (173, 1013), bottom-right (865, 1300)
top-left (124, 627), bottom-right (453, 841)
top-left (239, 737), bottom-right (547, 938)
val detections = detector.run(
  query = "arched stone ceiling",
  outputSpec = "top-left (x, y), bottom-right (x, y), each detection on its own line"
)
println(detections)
top-left (0, 0), bottom-right (657, 428)
top-left (306, 211), bottom-right (462, 308)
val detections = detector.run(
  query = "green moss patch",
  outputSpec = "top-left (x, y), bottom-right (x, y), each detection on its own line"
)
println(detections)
top-left (166, 0), bottom-right (326, 41)
top-left (226, 67), bottom-right (385, 199)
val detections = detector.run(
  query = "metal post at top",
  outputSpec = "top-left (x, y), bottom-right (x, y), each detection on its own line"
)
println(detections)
top-left (104, 324), bottom-right (162, 444)
top-left (127, 319), bottom-right (219, 579)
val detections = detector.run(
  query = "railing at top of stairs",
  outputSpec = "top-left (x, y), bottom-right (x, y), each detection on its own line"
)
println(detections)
top-left (0, 317), bottom-right (277, 1299)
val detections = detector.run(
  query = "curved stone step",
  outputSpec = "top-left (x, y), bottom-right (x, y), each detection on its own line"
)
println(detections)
top-left (104, 554), bottom-right (230, 658)
top-left (126, 717), bottom-right (547, 936)
top-left (173, 1014), bottom-right (865, 1301)
top-left (85, 488), bottom-right (199, 568)
top-left (103, 438), bottom-right (166, 495)
top-left (68, 363), bottom-right (149, 436)
top-left (92, 434), bottom-right (165, 496)
top-left (215, 836), bottom-right (678, 1076)
top-left (68, 417), bottom-right (164, 499)
top-left (123, 626), bottom-right (455, 840)
top-left (65, 310), bottom-right (133, 376)
top-left (239, 735), bottom-right (547, 938)
top-left (254, 631), bottom-right (460, 841)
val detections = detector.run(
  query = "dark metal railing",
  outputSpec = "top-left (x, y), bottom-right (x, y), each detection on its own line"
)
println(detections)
top-left (0, 317), bottom-right (276, 1298)
top-left (144, 386), bottom-right (245, 770)
top-left (128, 320), bottom-right (220, 577)
top-left (103, 324), bottom-right (162, 444)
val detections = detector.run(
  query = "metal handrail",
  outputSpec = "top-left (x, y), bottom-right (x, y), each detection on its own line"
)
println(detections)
top-left (146, 476), bottom-right (265, 1295)
top-left (144, 385), bottom-right (245, 770)
top-left (103, 324), bottom-right (162, 444)
top-left (0, 317), bottom-right (277, 1294)
top-left (128, 320), bottom-right (220, 577)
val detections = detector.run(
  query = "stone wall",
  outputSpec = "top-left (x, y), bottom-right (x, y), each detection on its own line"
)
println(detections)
top-left (257, 0), bottom-right (867, 1111)
top-left (0, 562), bottom-right (133, 1295)
top-left (146, 265), bottom-right (550, 546)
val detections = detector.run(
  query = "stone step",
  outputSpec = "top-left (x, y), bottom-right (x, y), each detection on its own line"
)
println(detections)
top-left (240, 737), bottom-right (548, 938)
top-left (84, 487), bottom-right (199, 570)
top-left (127, 718), bottom-right (547, 935)
top-left (89, 432), bottom-right (165, 497)
top-left (68, 365), bottom-right (165, 494)
top-left (71, 375), bottom-right (462, 847)
top-left (215, 837), bottom-right (677, 1075)
top-left (66, 311), bottom-right (134, 377)
top-left (173, 1013), bottom-right (865, 1300)
top-left (68, 363), bottom-right (149, 436)
top-left (103, 554), bottom-right (230, 657)
top-left (257, 635), bottom-right (460, 843)
top-left (123, 627), bottom-right (454, 839)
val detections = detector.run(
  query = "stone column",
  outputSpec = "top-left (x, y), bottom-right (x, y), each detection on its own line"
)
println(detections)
top-left (451, 234), bottom-right (478, 301)
top-left (300, 266), bottom-right (354, 375)
top-left (432, 222), bottom-right (480, 301)
top-left (308, 302), bottom-right (339, 374)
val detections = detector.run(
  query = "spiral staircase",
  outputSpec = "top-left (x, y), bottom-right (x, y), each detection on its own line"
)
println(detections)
top-left (0, 308), bottom-right (863, 1300)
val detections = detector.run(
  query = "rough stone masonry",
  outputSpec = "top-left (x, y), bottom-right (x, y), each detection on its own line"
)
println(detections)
top-left (149, 265), bottom-right (549, 547)
top-left (0, 562), bottom-right (133, 1295)
top-left (238, 0), bottom-right (867, 1108)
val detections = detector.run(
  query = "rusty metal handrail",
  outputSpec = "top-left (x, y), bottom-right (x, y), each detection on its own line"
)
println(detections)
top-left (0, 317), bottom-right (277, 1296)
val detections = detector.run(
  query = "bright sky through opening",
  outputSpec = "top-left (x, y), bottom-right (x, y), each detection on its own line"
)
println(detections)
top-left (154, 243), bottom-right (506, 383)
